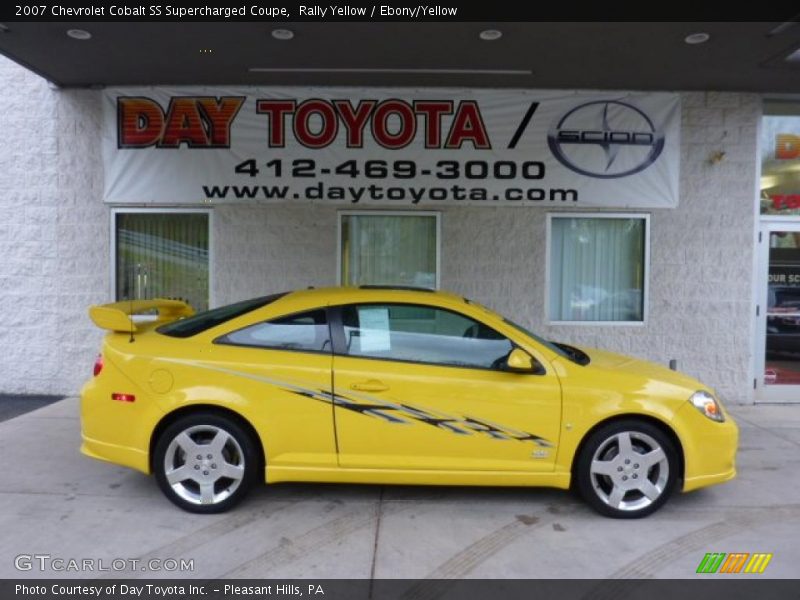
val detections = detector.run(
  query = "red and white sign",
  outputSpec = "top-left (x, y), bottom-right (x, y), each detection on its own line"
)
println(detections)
top-left (103, 88), bottom-right (681, 207)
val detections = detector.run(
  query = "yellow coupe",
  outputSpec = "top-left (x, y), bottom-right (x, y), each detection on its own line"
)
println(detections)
top-left (80, 287), bottom-right (737, 518)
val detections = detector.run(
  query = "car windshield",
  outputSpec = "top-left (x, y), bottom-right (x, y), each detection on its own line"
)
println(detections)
top-left (463, 297), bottom-right (578, 362)
top-left (501, 318), bottom-right (579, 362)
top-left (158, 293), bottom-right (288, 338)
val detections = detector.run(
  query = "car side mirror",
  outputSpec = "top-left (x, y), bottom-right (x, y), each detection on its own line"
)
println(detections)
top-left (505, 348), bottom-right (540, 374)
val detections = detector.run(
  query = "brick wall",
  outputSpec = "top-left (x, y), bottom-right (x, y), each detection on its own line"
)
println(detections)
top-left (214, 205), bottom-right (337, 305)
top-left (0, 57), bottom-right (108, 394)
top-left (0, 56), bottom-right (760, 401)
top-left (0, 58), bottom-right (57, 392)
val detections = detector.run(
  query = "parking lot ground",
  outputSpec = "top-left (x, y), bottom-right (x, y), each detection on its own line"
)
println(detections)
top-left (0, 394), bottom-right (62, 422)
top-left (1, 398), bottom-right (798, 579)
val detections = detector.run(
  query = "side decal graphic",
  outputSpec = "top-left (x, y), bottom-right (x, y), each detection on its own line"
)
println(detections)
top-left (158, 358), bottom-right (554, 449)
top-left (285, 387), bottom-right (553, 448)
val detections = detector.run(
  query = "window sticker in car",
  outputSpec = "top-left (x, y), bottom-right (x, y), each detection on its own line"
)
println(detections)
top-left (357, 307), bottom-right (391, 352)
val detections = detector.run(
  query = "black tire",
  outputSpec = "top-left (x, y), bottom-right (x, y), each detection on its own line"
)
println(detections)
top-left (153, 412), bottom-right (260, 513)
top-left (575, 419), bottom-right (679, 519)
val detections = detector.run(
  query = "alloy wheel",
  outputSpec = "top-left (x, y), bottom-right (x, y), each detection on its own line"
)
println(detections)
top-left (588, 430), bottom-right (670, 512)
top-left (162, 424), bottom-right (246, 506)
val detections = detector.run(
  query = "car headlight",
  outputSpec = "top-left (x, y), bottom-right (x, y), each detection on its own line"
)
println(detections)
top-left (689, 390), bottom-right (725, 422)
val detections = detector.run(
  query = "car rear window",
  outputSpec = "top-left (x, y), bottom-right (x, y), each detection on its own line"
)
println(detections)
top-left (157, 293), bottom-right (288, 338)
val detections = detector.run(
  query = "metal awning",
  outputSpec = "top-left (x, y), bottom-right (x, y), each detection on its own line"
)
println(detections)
top-left (0, 22), bottom-right (799, 91)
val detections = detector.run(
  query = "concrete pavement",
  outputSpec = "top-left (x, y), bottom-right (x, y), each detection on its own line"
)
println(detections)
top-left (1, 398), bottom-right (798, 579)
top-left (0, 394), bottom-right (62, 422)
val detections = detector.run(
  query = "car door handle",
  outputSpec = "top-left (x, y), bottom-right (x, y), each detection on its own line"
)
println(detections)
top-left (350, 380), bottom-right (389, 392)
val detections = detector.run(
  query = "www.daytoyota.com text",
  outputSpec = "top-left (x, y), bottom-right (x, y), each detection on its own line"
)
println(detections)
top-left (203, 158), bottom-right (579, 204)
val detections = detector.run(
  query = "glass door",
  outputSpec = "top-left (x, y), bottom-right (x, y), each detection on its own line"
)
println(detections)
top-left (757, 222), bottom-right (800, 402)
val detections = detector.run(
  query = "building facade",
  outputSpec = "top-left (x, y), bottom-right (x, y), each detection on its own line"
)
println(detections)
top-left (0, 56), bottom-right (770, 403)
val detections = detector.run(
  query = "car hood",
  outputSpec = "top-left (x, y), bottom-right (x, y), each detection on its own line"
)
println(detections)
top-left (574, 346), bottom-right (708, 394)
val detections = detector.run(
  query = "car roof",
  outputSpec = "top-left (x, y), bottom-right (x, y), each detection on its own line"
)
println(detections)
top-left (281, 285), bottom-right (467, 306)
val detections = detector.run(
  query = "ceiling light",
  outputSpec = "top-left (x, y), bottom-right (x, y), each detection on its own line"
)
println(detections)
top-left (0, 24), bottom-right (9, 34)
top-left (248, 67), bottom-right (531, 75)
top-left (271, 29), bottom-right (294, 41)
top-left (684, 32), bottom-right (710, 45)
top-left (479, 29), bottom-right (503, 41)
top-left (66, 29), bottom-right (92, 40)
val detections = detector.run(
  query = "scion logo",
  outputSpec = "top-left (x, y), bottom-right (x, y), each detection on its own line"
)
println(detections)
top-left (548, 100), bottom-right (665, 179)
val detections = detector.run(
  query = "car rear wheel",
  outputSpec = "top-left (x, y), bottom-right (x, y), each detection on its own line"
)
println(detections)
top-left (153, 413), bottom-right (259, 513)
top-left (576, 420), bottom-right (678, 518)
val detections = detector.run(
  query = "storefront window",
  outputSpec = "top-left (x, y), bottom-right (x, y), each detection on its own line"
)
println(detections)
top-left (339, 212), bottom-right (439, 288)
top-left (761, 102), bottom-right (800, 390)
top-left (765, 231), bottom-right (800, 385)
top-left (760, 102), bottom-right (800, 216)
top-left (548, 214), bottom-right (648, 323)
top-left (115, 211), bottom-right (210, 312)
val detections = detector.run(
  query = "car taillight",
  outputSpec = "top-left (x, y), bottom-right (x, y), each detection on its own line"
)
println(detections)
top-left (93, 354), bottom-right (103, 377)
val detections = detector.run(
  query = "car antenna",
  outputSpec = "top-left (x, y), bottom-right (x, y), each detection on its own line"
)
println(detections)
top-left (129, 294), bottom-right (135, 343)
top-left (128, 268), bottom-right (136, 343)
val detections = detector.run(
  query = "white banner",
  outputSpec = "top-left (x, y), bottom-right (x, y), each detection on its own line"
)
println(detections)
top-left (102, 88), bottom-right (680, 208)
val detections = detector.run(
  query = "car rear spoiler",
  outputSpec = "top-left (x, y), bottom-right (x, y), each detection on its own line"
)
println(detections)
top-left (88, 299), bottom-right (195, 332)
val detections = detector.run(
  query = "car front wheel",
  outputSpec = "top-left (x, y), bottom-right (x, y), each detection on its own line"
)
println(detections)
top-left (576, 420), bottom-right (679, 518)
top-left (153, 413), bottom-right (259, 513)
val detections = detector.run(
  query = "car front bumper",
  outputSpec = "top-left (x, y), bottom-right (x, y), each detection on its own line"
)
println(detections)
top-left (677, 402), bottom-right (739, 493)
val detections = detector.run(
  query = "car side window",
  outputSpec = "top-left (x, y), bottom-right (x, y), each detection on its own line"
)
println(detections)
top-left (217, 309), bottom-right (331, 353)
top-left (340, 304), bottom-right (514, 370)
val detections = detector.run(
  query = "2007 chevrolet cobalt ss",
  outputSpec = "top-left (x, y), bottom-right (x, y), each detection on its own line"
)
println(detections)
top-left (80, 287), bottom-right (737, 518)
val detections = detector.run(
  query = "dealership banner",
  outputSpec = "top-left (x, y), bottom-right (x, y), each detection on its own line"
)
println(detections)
top-left (102, 88), bottom-right (680, 207)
